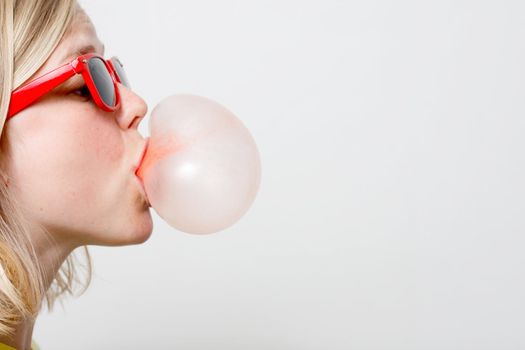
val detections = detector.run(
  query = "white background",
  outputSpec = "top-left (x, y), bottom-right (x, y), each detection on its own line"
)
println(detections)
top-left (34, 1), bottom-right (525, 349)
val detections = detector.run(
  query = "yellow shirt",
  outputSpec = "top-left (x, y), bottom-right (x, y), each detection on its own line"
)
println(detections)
top-left (0, 340), bottom-right (40, 350)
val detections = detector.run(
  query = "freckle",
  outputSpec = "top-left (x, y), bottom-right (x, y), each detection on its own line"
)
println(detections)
top-left (39, 207), bottom-right (43, 211)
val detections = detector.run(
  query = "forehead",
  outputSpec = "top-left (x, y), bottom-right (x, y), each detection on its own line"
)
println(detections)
top-left (40, 8), bottom-right (105, 71)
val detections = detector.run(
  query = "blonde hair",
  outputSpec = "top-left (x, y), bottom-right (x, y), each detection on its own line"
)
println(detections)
top-left (0, 0), bottom-right (92, 336)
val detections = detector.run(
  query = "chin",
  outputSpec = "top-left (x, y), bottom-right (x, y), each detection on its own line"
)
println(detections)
top-left (105, 209), bottom-right (154, 246)
top-left (128, 210), bottom-right (154, 245)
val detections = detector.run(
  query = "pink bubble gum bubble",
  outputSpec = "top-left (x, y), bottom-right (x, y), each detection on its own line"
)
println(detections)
top-left (136, 94), bottom-right (261, 235)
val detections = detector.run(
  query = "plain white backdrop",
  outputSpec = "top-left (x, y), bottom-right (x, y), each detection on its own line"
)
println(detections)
top-left (33, 0), bottom-right (525, 349)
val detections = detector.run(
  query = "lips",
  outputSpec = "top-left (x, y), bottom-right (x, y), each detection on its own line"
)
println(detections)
top-left (134, 137), bottom-right (150, 177)
top-left (133, 138), bottom-right (151, 207)
top-left (134, 172), bottom-right (151, 207)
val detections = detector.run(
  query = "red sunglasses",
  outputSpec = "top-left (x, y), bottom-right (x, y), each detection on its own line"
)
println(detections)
top-left (7, 53), bottom-right (130, 119)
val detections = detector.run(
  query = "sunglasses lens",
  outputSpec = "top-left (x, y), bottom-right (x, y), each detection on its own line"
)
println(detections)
top-left (111, 57), bottom-right (131, 88)
top-left (87, 57), bottom-right (116, 107)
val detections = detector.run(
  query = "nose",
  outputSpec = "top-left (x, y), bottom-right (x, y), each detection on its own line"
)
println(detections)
top-left (115, 83), bottom-right (148, 130)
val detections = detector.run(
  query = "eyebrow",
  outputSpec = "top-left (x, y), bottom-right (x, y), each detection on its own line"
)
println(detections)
top-left (62, 43), bottom-right (105, 64)
top-left (55, 43), bottom-right (105, 91)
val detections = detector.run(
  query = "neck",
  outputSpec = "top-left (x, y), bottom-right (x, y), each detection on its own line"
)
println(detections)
top-left (0, 226), bottom-right (78, 349)
top-left (0, 318), bottom-right (36, 350)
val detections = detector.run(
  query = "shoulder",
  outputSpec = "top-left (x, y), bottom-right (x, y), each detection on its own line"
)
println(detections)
top-left (31, 340), bottom-right (41, 350)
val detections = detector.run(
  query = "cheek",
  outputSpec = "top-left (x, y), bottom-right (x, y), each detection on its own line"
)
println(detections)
top-left (7, 112), bottom-right (124, 222)
top-left (77, 120), bottom-right (124, 168)
top-left (49, 118), bottom-right (123, 180)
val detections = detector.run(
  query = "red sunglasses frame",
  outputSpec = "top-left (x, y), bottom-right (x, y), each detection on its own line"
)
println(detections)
top-left (7, 53), bottom-right (125, 119)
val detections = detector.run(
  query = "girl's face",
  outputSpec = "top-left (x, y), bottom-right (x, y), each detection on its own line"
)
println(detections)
top-left (0, 8), bottom-right (153, 248)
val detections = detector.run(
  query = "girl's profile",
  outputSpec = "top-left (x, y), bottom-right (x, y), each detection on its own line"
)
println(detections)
top-left (0, 1), bottom-right (152, 348)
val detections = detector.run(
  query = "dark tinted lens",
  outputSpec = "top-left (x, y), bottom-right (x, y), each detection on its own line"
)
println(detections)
top-left (111, 57), bottom-right (131, 88)
top-left (87, 57), bottom-right (116, 106)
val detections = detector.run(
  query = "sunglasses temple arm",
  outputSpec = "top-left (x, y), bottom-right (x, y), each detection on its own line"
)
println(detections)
top-left (7, 64), bottom-right (78, 119)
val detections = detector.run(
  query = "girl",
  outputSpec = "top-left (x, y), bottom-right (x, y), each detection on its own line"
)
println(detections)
top-left (0, 1), bottom-right (152, 348)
